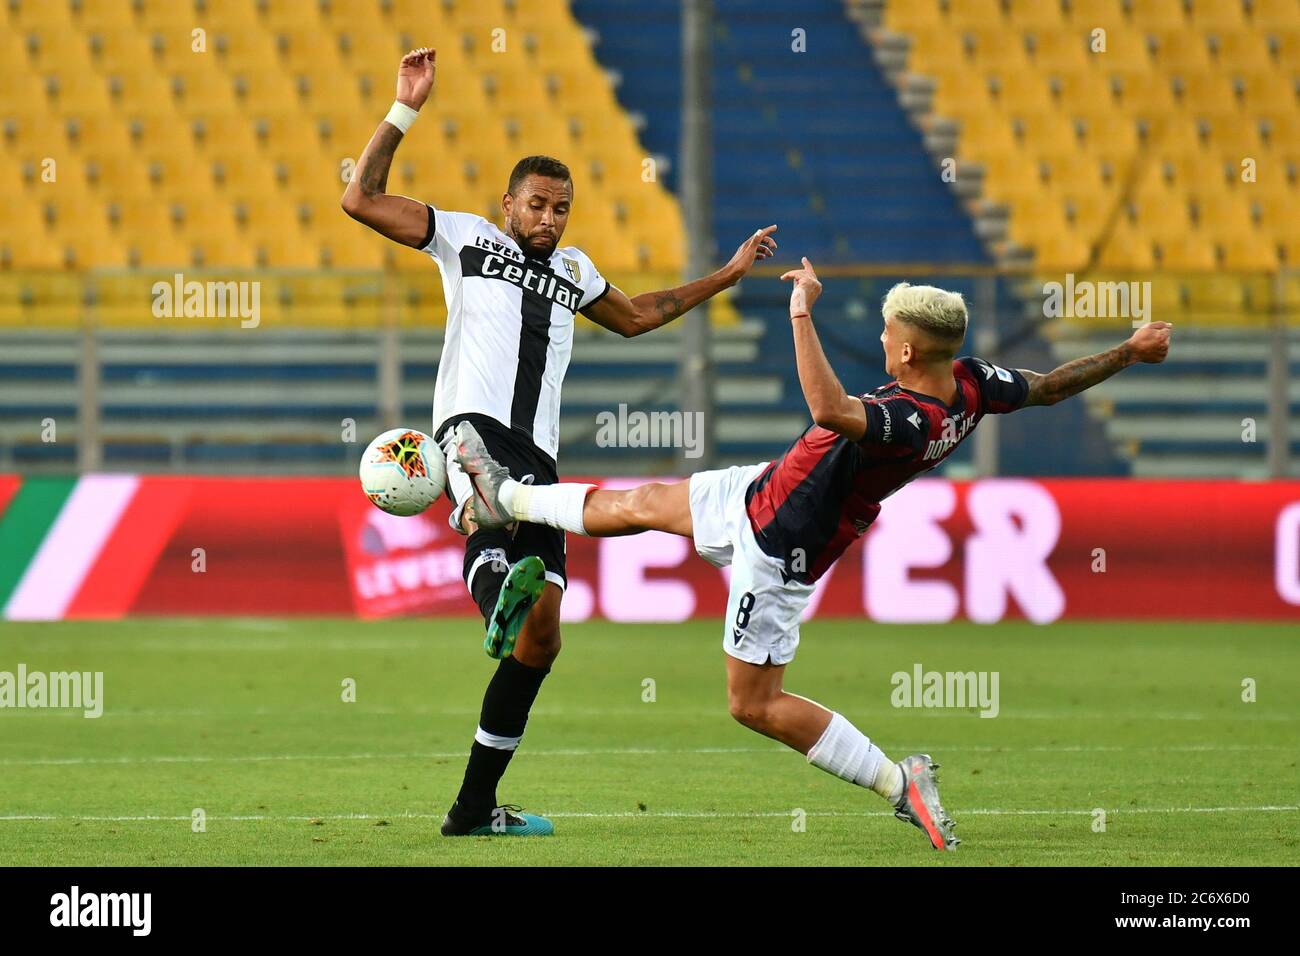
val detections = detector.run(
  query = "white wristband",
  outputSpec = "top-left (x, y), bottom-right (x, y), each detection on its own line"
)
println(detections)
top-left (384, 101), bottom-right (419, 134)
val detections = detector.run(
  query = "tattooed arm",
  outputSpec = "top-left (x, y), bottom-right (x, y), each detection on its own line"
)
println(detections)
top-left (581, 226), bottom-right (779, 337)
top-left (340, 48), bottom-right (435, 248)
top-left (1018, 321), bottom-right (1173, 407)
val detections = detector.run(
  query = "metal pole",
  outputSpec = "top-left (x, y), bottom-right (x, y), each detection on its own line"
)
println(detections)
top-left (78, 280), bottom-right (101, 473)
top-left (378, 275), bottom-right (401, 434)
top-left (1268, 271), bottom-right (1289, 478)
top-left (973, 275), bottom-right (999, 477)
top-left (680, 0), bottom-right (715, 469)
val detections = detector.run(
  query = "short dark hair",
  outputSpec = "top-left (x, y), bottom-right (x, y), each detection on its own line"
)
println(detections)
top-left (508, 155), bottom-right (572, 196)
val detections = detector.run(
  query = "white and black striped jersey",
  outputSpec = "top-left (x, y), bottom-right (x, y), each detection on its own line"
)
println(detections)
top-left (420, 204), bottom-right (609, 460)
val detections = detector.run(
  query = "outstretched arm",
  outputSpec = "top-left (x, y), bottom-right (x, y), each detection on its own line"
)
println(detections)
top-left (781, 257), bottom-right (867, 439)
top-left (582, 226), bottom-right (778, 337)
top-left (340, 48), bottom-right (436, 248)
top-left (1017, 321), bottom-right (1173, 407)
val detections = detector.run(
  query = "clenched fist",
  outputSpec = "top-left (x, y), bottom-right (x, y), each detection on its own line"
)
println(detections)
top-left (1128, 320), bottom-right (1173, 364)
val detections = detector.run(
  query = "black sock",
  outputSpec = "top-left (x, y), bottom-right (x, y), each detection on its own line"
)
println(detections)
top-left (464, 529), bottom-right (512, 624)
top-left (454, 655), bottom-right (551, 820)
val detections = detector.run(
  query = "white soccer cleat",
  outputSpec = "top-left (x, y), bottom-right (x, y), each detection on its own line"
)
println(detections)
top-left (893, 754), bottom-right (960, 851)
top-left (452, 421), bottom-right (514, 529)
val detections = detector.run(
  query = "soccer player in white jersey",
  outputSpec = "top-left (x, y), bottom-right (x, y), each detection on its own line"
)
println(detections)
top-left (342, 48), bottom-right (778, 836)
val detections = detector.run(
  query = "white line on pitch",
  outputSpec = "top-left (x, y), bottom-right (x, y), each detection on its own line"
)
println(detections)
top-left (0, 806), bottom-right (1296, 823)
top-left (0, 741), bottom-right (1294, 767)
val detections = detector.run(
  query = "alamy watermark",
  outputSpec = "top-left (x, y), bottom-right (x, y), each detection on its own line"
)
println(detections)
top-left (891, 663), bottom-right (999, 718)
top-left (595, 403), bottom-right (705, 459)
top-left (50, 886), bottom-right (150, 936)
top-left (0, 664), bottom-right (103, 718)
top-left (151, 272), bottom-right (261, 328)
top-left (1042, 273), bottom-right (1151, 328)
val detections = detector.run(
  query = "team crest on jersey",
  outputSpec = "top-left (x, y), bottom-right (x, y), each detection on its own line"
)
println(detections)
top-left (561, 258), bottom-right (581, 283)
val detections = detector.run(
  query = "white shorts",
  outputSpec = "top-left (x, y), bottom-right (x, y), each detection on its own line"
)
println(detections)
top-left (688, 463), bottom-right (816, 666)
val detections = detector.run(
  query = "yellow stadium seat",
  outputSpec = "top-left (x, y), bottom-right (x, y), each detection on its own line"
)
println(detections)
top-left (960, 27), bottom-right (1030, 66)
top-left (319, 0), bottom-right (388, 22)
top-left (1047, 69), bottom-right (1112, 108)
top-left (1217, 233), bottom-right (1280, 270)
top-left (988, 71), bottom-right (1053, 111)
top-left (20, 28), bottom-right (87, 70)
top-left (1208, 29), bottom-right (1268, 67)
top-left (103, 70), bottom-right (175, 118)
top-left (384, 0), bottom-right (447, 35)
top-left (942, 0), bottom-right (1006, 29)
top-left (272, 26), bottom-right (345, 73)
top-left (1076, 109), bottom-right (1138, 156)
top-left (292, 70), bottom-right (366, 117)
top-left (1231, 70), bottom-right (1298, 112)
top-left (211, 26), bottom-right (280, 70)
top-left (230, 69), bottom-right (297, 111)
top-left (956, 111), bottom-right (1019, 159)
top-left (1027, 30), bottom-right (1093, 68)
top-left (1097, 223), bottom-right (1157, 270)
top-left (250, 0), bottom-right (325, 30)
top-left (1249, 0), bottom-right (1300, 27)
top-left (87, 31), bottom-right (154, 70)
top-left (167, 68), bottom-right (241, 116)
top-left (1034, 232), bottom-right (1092, 272)
top-left (884, 0), bottom-right (942, 31)
top-left (1128, 0), bottom-right (1191, 28)
top-left (1174, 71), bottom-right (1236, 111)
top-left (907, 29), bottom-right (965, 70)
top-left (70, 0), bottom-right (138, 30)
top-left (1107, 68), bottom-right (1176, 111)
top-left (1005, 0), bottom-right (1066, 27)
top-left (1189, 0), bottom-right (1249, 28)
top-left (1011, 110), bottom-right (1078, 149)
top-left (1157, 235), bottom-right (1218, 269)
top-left (43, 72), bottom-right (115, 113)
top-left (1147, 29), bottom-right (1212, 69)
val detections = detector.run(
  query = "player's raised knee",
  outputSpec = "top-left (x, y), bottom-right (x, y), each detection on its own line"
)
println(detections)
top-left (727, 691), bottom-right (771, 732)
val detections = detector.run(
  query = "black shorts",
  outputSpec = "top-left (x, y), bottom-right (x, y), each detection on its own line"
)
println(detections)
top-left (435, 412), bottom-right (566, 589)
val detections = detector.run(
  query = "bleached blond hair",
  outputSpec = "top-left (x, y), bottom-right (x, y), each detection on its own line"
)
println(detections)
top-left (881, 282), bottom-right (968, 346)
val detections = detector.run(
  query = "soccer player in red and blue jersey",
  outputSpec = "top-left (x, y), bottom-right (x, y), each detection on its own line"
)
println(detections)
top-left (455, 257), bottom-right (1173, 850)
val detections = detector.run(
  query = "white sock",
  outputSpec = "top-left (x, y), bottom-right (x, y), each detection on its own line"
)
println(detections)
top-left (500, 480), bottom-right (593, 535)
top-left (807, 712), bottom-right (904, 805)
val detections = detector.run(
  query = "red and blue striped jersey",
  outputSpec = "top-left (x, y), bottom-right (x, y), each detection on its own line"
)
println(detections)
top-left (744, 357), bottom-right (1029, 583)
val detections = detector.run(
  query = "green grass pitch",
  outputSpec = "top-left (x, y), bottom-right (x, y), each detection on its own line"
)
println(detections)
top-left (1, 618), bottom-right (1296, 866)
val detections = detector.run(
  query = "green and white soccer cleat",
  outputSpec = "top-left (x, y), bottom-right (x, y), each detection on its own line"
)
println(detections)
top-left (453, 421), bottom-right (514, 530)
top-left (483, 555), bottom-right (546, 659)
top-left (894, 754), bottom-right (960, 851)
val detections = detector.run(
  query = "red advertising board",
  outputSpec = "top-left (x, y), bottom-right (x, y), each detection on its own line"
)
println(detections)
top-left (4, 475), bottom-right (1298, 621)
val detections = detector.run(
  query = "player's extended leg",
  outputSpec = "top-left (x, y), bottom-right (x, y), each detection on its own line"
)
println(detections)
top-left (441, 582), bottom-right (561, 838)
top-left (725, 656), bottom-right (959, 851)
top-left (454, 420), bottom-right (693, 538)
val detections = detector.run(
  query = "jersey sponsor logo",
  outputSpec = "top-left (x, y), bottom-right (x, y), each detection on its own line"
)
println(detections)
top-left (461, 247), bottom-right (583, 312)
top-left (879, 401), bottom-right (893, 441)
top-left (471, 234), bottom-right (526, 259)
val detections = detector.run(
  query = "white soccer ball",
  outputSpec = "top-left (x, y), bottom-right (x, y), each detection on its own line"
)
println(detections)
top-left (359, 427), bottom-right (446, 516)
